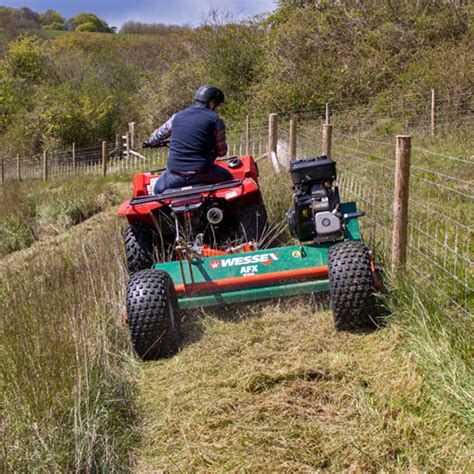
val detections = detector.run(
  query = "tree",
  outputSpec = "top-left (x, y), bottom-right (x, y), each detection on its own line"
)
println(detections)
top-left (17, 7), bottom-right (40, 28)
top-left (70, 13), bottom-right (113, 33)
top-left (40, 10), bottom-right (65, 28)
top-left (120, 21), bottom-right (188, 35)
top-left (76, 22), bottom-right (98, 32)
top-left (42, 22), bottom-right (65, 31)
top-left (3, 35), bottom-right (46, 81)
top-left (0, 7), bottom-right (15, 28)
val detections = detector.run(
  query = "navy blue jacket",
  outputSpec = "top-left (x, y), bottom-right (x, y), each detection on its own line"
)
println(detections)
top-left (167, 103), bottom-right (225, 172)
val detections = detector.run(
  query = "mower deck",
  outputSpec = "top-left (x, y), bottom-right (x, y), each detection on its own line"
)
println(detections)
top-left (154, 201), bottom-right (361, 309)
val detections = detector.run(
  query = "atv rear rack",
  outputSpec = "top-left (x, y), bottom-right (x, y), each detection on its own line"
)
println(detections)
top-left (129, 179), bottom-right (243, 206)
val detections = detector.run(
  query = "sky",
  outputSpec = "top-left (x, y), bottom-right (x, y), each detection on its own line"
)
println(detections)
top-left (1, 0), bottom-right (277, 27)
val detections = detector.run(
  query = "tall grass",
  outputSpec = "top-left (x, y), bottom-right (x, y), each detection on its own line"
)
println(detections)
top-left (388, 278), bottom-right (474, 431)
top-left (0, 215), bottom-right (137, 471)
top-left (0, 176), bottom-right (130, 257)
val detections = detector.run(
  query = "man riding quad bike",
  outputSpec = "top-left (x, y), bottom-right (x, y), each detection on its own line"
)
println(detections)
top-left (118, 85), bottom-right (268, 273)
top-left (144, 85), bottom-right (234, 192)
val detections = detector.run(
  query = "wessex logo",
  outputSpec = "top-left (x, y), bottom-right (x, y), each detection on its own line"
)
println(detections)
top-left (209, 253), bottom-right (279, 269)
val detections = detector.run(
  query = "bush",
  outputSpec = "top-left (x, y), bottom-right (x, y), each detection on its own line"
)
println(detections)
top-left (42, 22), bottom-right (65, 31)
top-left (72, 13), bottom-right (113, 33)
top-left (76, 22), bottom-right (98, 33)
top-left (0, 215), bottom-right (35, 255)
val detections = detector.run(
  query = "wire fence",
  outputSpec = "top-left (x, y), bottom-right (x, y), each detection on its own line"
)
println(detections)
top-left (1, 89), bottom-right (472, 182)
top-left (316, 131), bottom-right (471, 320)
top-left (0, 141), bottom-right (173, 181)
top-left (224, 104), bottom-right (472, 320)
top-left (225, 101), bottom-right (474, 318)
top-left (1, 93), bottom-right (472, 319)
top-left (334, 142), bottom-right (471, 312)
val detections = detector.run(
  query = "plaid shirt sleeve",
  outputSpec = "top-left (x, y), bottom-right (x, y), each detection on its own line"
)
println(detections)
top-left (149, 114), bottom-right (175, 146)
top-left (214, 118), bottom-right (228, 157)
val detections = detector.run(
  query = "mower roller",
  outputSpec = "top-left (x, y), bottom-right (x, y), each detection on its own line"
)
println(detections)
top-left (124, 155), bottom-right (382, 360)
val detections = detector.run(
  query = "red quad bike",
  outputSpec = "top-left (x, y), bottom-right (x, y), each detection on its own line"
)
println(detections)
top-left (117, 152), bottom-right (268, 273)
top-left (123, 155), bottom-right (384, 360)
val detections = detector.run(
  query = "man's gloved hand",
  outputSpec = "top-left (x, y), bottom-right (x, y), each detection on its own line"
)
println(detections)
top-left (142, 140), bottom-right (152, 148)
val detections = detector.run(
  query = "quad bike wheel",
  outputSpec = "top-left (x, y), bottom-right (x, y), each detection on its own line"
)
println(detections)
top-left (126, 269), bottom-right (181, 360)
top-left (237, 201), bottom-right (268, 242)
top-left (327, 241), bottom-right (378, 331)
top-left (124, 222), bottom-right (155, 273)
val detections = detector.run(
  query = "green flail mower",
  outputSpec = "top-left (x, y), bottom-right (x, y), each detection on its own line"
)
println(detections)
top-left (125, 156), bottom-right (382, 360)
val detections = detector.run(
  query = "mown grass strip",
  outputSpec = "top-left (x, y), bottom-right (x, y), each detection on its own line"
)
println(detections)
top-left (135, 301), bottom-right (472, 472)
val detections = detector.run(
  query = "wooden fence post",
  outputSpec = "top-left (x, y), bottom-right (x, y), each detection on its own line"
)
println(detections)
top-left (268, 113), bottom-right (278, 156)
top-left (268, 113), bottom-right (279, 172)
top-left (16, 154), bottom-right (21, 182)
top-left (125, 132), bottom-right (131, 161)
top-left (325, 103), bottom-right (330, 125)
top-left (289, 118), bottom-right (297, 162)
top-left (115, 134), bottom-right (120, 159)
top-left (431, 89), bottom-right (436, 137)
top-left (42, 150), bottom-right (48, 181)
top-left (322, 123), bottom-right (333, 158)
top-left (392, 135), bottom-right (411, 274)
top-left (129, 122), bottom-right (135, 149)
top-left (72, 142), bottom-right (76, 172)
top-left (102, 141), bottom-right (108, 177)
top-left (245, 114), bottom-right (250, 155)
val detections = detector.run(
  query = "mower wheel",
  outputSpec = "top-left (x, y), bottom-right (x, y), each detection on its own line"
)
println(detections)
top-left (126, 269), bottom-right (181, 360)
top-left (327, 241), bottom-right (377, 332)
top-left (124, 222), bottom-right (154, 273)
top-left (237, 201), bottom-right (268, 242)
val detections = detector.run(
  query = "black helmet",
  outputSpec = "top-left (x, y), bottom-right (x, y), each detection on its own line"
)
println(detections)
top-left (195, 84), bottom-right (225, 105)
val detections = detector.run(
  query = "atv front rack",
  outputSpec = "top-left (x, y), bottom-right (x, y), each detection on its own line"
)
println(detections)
top-left (129, 179), bottom-right (243, 206)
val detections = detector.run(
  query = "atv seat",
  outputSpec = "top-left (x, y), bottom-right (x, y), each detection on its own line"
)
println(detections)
top-left (129, 179), bottom-right (243, 206)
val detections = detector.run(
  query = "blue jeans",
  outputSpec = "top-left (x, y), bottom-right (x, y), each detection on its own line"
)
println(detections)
top-left (154, 164), bottom-right (233, 194)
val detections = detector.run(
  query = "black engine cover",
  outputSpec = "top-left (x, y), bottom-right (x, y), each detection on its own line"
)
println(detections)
top-left (290, 156), bottom-right (336, 185)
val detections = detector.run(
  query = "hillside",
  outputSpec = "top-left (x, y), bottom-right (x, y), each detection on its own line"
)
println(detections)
top-left (0, 1), bottom-right (471, 157)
